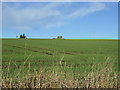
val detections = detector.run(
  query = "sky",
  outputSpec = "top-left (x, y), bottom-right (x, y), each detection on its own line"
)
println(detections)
top-left (2, 2), bottom-right (118, 39)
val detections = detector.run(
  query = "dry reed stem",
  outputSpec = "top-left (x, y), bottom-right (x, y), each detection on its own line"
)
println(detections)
top-left (2, 56), bottom-right (118, 88)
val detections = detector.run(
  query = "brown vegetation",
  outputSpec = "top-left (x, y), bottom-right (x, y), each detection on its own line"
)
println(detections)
top-left (2, 58), bottom-right (118, 88)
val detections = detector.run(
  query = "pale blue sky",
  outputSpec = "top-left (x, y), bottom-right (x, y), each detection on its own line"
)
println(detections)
top-left (2, 2), bottom-right (118, 39)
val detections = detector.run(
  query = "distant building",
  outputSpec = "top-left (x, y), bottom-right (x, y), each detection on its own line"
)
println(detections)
top-left (57, 36), bottom-right (63, 39)
top-left (52, 36), bottom-right (64, 39)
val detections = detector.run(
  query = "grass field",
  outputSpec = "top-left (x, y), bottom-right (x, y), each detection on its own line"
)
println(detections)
top-left (2, 39), bottom-right (118, 88)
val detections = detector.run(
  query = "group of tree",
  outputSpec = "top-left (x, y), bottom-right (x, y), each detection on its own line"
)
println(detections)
top-left (19, 34), bottom-right (27, 38)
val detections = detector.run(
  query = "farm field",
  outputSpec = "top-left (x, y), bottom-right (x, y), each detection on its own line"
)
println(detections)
top-left (2, 39), bottom-right (118, 88)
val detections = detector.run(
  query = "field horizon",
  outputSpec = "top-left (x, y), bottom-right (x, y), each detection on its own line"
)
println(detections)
top-left (1, 38), bottom-right (119, 40)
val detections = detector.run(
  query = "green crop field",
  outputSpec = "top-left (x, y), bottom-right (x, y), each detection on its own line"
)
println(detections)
top-left (2, 39), bottom-right (118, 88)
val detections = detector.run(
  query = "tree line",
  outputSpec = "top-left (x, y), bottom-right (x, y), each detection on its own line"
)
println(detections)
top-left (19, 34), bottom-right (27, 38)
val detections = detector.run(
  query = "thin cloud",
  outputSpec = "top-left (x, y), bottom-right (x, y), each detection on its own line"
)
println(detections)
top-left (3, 2), bottom-right (106, 31)
top-left (3, 2), bottom-right (63, 30)
top-left (67, 3), bottom-right (106, 18)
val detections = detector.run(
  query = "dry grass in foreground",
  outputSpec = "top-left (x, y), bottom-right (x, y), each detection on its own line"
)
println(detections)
top-left (2, 57), bottom-right (118, 88)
